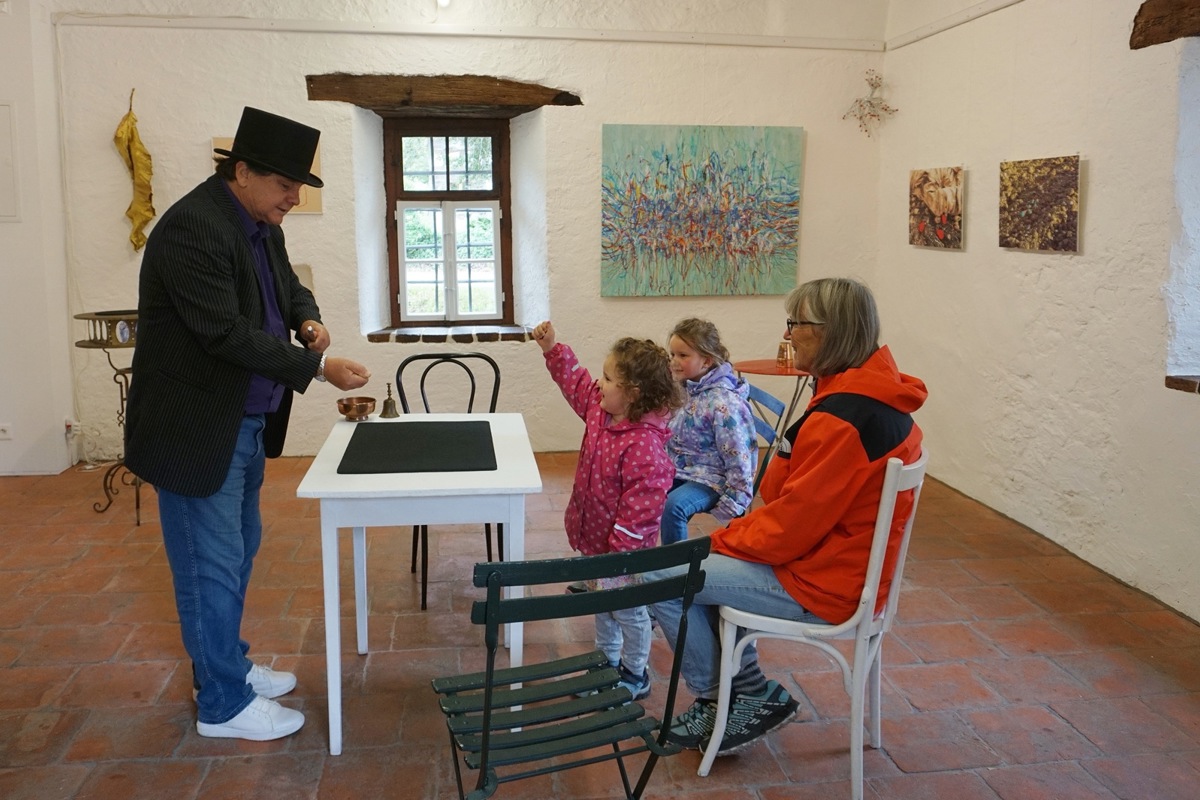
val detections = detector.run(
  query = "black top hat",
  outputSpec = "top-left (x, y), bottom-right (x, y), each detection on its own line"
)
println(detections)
top-left (213, 107), bottom-right (324, 188)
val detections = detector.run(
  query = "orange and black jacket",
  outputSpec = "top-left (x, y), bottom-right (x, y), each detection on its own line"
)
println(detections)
top-left (710, 345), bottom-right (927, 624)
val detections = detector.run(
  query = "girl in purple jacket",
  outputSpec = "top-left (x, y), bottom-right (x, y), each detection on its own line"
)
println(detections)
top-left (532, 320), bottom-right (684, 699)
top-left (662, 318), bottom-right (758, 545)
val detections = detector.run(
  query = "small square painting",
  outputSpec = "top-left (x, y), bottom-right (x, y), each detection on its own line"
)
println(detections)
top-left (909, 167), bottom-right (963, 249)
top-left (998, 155), bottom-right (1079, 252)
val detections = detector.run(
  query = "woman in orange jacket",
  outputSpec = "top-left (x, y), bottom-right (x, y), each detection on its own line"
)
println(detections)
top-left (649, 277), bottom-right (928, 757)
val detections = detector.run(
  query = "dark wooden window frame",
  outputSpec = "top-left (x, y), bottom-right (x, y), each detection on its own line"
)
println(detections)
top-left (306, 73), bottom-right (582, 333)
top-left (384, 117), bottom-right (513, 327)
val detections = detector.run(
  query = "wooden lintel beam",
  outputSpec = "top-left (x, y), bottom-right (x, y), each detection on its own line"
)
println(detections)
top-left (1130, 0), bottom-right (1200, 49)
top-left (306, 74), bottom-right (582, 117)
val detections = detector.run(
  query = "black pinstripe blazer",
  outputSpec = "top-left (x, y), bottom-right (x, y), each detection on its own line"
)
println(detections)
top-left (125, 174), bottom-right (323, 498)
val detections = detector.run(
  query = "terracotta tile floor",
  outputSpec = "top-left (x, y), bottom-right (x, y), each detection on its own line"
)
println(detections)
top-left (3, 452), bottom-right (1200, 799)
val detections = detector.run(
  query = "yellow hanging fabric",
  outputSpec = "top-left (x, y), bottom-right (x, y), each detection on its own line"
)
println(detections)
top-left (113, 89), bottom-right (155, 251)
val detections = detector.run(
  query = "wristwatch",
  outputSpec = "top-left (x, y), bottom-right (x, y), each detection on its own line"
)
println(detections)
top-left (315, 354), bottom-right (327, 382)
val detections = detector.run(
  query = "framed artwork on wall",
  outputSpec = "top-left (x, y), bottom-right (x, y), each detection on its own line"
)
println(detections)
top-left (600, 124), bottom-right (803, 297)
top-left (211, 136), bottom-right (323, 214)
top-left (998, 155), bottom-right (1079, 252)
top-left (908, 167), bottom-right (963, 249)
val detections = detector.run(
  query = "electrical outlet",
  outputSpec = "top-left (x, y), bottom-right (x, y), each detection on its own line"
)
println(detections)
top-left (0, 423), bottom-right (11, 440)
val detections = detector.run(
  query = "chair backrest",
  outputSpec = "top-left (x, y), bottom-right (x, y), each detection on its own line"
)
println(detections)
top-left (395, 352), bottom-right (500, 414)
top-left (745, 382), bottom-right (787, 498)
top-left (466, 538), bottom-right (710, 781)
top-left (858, 448), bottom-right (928, 635)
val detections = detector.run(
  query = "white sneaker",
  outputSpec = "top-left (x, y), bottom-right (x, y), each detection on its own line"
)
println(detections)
top-left (247, 664), bottom-right (297, 699)
top-left (196, 696), bottom-right (305, 741)
top-left (191, 664), bottom-right (297, 701)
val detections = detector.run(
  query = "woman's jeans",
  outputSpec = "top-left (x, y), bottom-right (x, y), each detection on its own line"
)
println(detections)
top-left (648, 553), bottom-right (825, 699)
top-left (660, 480), bottom-right (720, 545)
top-left (158, 415), bottom-right (265, 724)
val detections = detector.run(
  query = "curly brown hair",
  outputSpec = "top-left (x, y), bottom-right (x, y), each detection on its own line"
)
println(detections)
top-left (609, 337), bottom-right (685, 422)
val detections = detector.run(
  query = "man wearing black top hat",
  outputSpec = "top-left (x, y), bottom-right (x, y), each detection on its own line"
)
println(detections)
top-left (126, 107), bottom-right (370, 741)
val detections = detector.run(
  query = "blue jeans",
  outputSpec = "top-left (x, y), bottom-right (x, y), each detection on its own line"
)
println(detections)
top-left (648, 554), bottom-right (825, 699)
top-left (595, 606), bottom-right (653, 676)
top-left (660, 480), bottom-right (720, 545)
top-left (158, 415), bottom-right (265, 724)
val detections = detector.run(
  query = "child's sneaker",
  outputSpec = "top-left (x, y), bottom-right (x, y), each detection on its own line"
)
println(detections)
top-left (705, 679), bottom-right (798, 755)
top-left (616, 662), bottom-right (651, 701)
top-left (575, 660), bottom-right (618, 698)
top-left (666, 698), bottom-right (719, 749)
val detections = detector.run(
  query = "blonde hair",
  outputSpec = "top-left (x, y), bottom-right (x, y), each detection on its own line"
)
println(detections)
top-left (609, 338), bottom-right (685, 421)
top-left (669, 318), bottom-right (729, 367)
top-left (785, 278), bottom-right (880, 377)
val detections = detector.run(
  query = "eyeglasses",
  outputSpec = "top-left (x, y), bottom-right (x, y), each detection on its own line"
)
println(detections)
top-left (786, 318), bottom-right (823, 331)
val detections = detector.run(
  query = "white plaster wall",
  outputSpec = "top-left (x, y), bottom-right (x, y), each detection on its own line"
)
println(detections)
top-left (10, 0), bottom-right (1200, 620)
top-left (878, 0), bottom-right (1200, 617)
top-left (0, 0), bottom-right (76, 475)
top-left (50, 3), bottom-right (885, 458)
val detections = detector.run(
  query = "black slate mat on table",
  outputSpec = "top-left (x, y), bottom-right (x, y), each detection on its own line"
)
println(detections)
top-left (336, 420), bottom-right (497, 474)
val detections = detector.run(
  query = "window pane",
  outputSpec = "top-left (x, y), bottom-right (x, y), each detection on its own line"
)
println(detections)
top-left (403, 135), bottom-right (493, 193)
top-left (403, 207), bottom-right (444, 314)
top-left (465, 137), bottom-right (494, 190)
top-left (402, 136), bottom-right (451, 191)
top-left (406, 280), bottom-right (443, 315)
top-left (447, 137), bottom-right (467, 191)
top-left (403, 208), bottom-right (443, 259)
top-left (402, 137), bottom-right (433, 191)
top-left (406, 262), bottom-right (444, 314)
top-left (454, 207), bottom-right (495, 260)
top-left (449, 204), bottom-right (498, 315)
top-left (457, 261), bottom-right (497, 314)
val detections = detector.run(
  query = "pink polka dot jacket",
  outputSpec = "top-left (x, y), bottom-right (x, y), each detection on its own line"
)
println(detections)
top-left (542, 342), bottom-right (675, 556)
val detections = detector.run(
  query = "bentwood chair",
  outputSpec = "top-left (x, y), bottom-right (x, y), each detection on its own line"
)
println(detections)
top-left (432, 538), bottom-right (711, 800)
top-left (396, 352), bottom-right (503, 610)
top-left (697, 449), bottom-right (929, 800)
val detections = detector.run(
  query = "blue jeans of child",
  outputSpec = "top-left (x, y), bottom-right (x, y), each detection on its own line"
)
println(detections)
top-left (660, 480), bottom-right (721, 545)
top-left (648, 554), bottom-right (825, 699)
top-left (158, 415), bottom-right (265, 725)
top-left (595, 606), bottom-right (653, 676)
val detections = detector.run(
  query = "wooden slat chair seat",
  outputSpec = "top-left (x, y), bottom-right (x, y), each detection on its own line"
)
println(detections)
top-left (432, 538), bottom-right (711, 800)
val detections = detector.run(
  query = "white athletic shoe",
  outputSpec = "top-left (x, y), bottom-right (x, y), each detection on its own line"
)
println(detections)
top-left (247, 664), bottom-right (297, 699)
top-left (196, 696), bottom-right (305, 741)
top-left (192, 664), bottom-right (297, 701)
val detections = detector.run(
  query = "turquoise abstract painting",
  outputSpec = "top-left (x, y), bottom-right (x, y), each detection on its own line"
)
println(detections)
top-left (600, 124), bottom-right (804, 297)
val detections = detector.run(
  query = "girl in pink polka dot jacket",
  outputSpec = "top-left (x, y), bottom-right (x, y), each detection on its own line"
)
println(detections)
top-left (533, 320), bottom-right (684, 700)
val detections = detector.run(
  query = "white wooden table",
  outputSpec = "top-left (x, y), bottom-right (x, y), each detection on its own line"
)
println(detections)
top-left (296, 412), bottom-right (543, 755)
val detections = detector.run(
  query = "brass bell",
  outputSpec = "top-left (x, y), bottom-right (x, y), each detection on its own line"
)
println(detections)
top-left (380, 382), bottom-right (400, 418)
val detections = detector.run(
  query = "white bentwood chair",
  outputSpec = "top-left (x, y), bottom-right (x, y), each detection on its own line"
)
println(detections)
top-left (697, 448), bottom-right (929, 800)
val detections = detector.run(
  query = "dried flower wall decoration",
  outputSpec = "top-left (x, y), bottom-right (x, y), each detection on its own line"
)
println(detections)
top-left (843, 70), bottom-right (897, 138)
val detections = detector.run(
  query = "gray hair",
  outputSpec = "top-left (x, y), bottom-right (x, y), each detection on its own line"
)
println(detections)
top-left (785, 277), bottom-right (880, 377)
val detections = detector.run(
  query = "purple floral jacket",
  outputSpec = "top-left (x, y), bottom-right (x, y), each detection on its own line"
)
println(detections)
top-left (668, 361), bottom-right (758, 523)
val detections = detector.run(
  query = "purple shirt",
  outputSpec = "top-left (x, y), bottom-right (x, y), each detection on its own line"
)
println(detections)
top-left (222, 181), bottom-right (287, 415)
